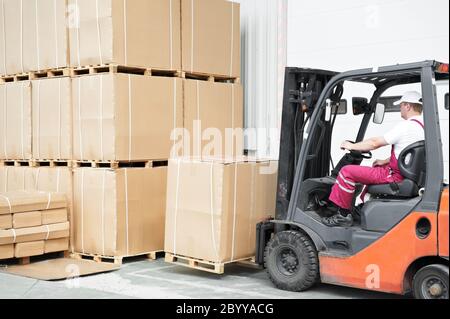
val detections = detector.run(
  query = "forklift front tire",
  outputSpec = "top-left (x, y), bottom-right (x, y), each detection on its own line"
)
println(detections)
top-left (413, 264), bottom-right (449, 299)
top-left (264, 230), bottom-right (319, 292)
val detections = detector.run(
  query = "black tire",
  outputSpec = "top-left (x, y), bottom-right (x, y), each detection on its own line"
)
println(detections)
top-left (264, 230), bottom-right (319, 292)
top-left (413, 264), bottom-right (449, 299)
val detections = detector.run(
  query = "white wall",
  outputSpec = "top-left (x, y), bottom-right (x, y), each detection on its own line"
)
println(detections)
top-left (287, 0), bottom-right (449, 181)
top-left (287, 0), bottom-right (449, 70)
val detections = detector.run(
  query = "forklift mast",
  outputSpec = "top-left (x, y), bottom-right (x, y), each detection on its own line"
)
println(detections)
top-left (276, 68), bottom-right (338, 221)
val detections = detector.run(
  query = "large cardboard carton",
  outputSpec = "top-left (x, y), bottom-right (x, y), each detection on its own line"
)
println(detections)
top-left (182, 0), bottom-right (240, 78)
top-left (0, 244), bottom-right (14, 259)
top-left (69, 0), bottom-right (181, 71)
top-left (0, 0), bottom-right (68, 76)
top-left (13, 211), bottom-right (42, 229)
top-left (0, 222), bottom-right (70, 245)
top-left (73, 74), bottom-right (183, 161)
top-left (0, 167), bottom-right (33, 192)
top-left (183, 80), bottom-right (244, 159)
top-left (32, 77), bottom-right (72, 160)
top-left (165, 159), bottom-right (278, 263)
top-left (73, 167), bottom-right (167, 257)
top-left (15, 241), bottom-right (45, 258)
top-left (0, 214), bottom-right (12, 229)
top-left (0, 191), bottom-right (67, 215)
top-left (0, 82), bottom-right (32, 160)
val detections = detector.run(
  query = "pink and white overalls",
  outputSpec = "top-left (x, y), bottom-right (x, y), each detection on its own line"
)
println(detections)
top-left (329, 119), bottom-right (424, 210)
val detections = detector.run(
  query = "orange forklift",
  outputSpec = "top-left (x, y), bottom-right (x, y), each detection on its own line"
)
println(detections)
top-left (255, 61), bottom-right (449, 299)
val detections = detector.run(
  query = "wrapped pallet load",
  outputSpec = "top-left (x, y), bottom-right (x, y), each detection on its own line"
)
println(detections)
top-left (0, 0), bottom-right (68, 76)
top-left (165, 158), bottom-right (278, 272)
top-left (72, 167), bottom-right (167, 259)
top-left (0, 82), bottom-right (32, 160)
top-left (183, 79), bottom-right (244, 159)
top-left (182, 0), bottom-right (240, 78)
top-left (72, 74), bottom-right (183, 161)
top-left (68, 0), bottom-right (181, 71)
top-left (32, 77), bottom-right (72, 161)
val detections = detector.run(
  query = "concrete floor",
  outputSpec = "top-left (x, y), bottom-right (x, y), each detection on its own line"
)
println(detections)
top-left (0, 257), bottom-right (407, 299)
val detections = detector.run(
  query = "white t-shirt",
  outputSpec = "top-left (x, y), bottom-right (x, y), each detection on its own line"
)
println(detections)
top-left (384, 115), bottom-right (425, 158)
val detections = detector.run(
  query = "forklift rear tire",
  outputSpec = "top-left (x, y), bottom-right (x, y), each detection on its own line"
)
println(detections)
top-left (413, 264), bottom-right (449, 299)
top-left (264, 230), bottom-right (319, 292)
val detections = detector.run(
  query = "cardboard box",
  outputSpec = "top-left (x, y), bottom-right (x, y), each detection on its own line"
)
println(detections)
top-left (45, 238), bottom-right (69, 253)
top-left (15, 241), bottom-right (45, 258)
top-left (73, 167), bottom-right (167, 257)
top-left (73, 74), bottom-right (183, 161)
top-left (69, 0), bottom-right (181, 71)
top-left (182, 0), bottom-right (240, 78)
top-left (165, 159), bottom-right (278, 263)
top-left (13, 211), bottom-right (42, 229)
top-left (183, 80), bottom-right (244, 159)
top-left (0, 214), bottom-right (12, 229)
top-left (0, 222), bottom-right (69, 245)
top-left (0, 191), bottom-right (67, 215)
top-left (0, 244), bottom-right (14, 259)
top-left (32, 77), bottom-right (72, 160)
top-left (0, 167), bottom-right (34, 192)
top-left (0, 82), bottom-right (32, 160)
top-left (42, 208), bottom-right (68, 225)
top-left (0, 0), bottom-right (68, 76)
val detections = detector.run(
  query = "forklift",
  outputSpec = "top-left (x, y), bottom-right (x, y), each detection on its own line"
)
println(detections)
top-left (255, 61), bottom-right (449, 299)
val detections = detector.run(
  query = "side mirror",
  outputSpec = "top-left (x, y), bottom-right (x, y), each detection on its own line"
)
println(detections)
top-left (373, 103), bottom-right (386, 124)
top-left (353, 97), bottom-right (369, 115)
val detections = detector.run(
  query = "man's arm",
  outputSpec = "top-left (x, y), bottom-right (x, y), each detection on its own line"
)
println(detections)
top-left (341, 137), bottom-right (389, 152)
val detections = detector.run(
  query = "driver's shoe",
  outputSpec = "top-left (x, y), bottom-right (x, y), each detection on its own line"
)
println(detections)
top-left (322, 211), bottom-right (353, 227)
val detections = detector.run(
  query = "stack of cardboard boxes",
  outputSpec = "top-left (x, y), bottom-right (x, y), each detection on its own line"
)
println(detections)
top-left (0, 0), bottom-right (277, 269)
top-left (69, 0), bottom-right (182, 260)
top-left (0, 191), bottom-right (69, 260)
top-left (0, 0), bottom-right (72, 260)
top-left (164, 0), bottom-right (278, 273)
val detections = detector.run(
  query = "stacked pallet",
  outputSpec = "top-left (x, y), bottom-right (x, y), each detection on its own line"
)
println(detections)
top-left (69, 0), bottom-right (182, 264)
top-left (181, 0), bottom-right (243, 159)
top-left (0, 0), bottom-right (73, 260)
top-left (0, 191), bottom-right (69, 263)
top-left (164, 1), bottom-right (277, 274)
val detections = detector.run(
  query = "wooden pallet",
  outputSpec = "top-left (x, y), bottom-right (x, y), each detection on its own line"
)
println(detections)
top-left (0, 160), bottom-right (72, 168)
top-left (0, 160), bottom-right (32, 167)
top-left (0, 73), bottom-right (30, 83)
top-left (181, 71), bottom-right (240, 84)
top-left (0, 251), bottom-right (70, 266)
top-left (71, 251), bottom-right (164, 266)
top-left (29, 68), bottom-right (71, 80)
top-left (165, 253), bottom-right (253, 275)
top-left (70, 64), bottom-right (181, 78)
top-left (30, 160), bottom-right (73, 168)
top-left (72, 160), bottom-right (168, 169)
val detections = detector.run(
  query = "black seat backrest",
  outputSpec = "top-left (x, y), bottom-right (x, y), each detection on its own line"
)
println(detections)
top-left (398, 141), bottom-right (426, 187)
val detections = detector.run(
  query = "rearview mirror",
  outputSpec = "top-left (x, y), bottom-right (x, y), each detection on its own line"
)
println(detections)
top-left (373, 103), bottom-right (386, 124)
top-left (353, 97), bottom-right (369, 115)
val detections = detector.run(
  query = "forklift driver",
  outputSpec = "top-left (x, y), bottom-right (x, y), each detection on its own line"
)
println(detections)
top-left (323, 91), bottom-right (425, 227)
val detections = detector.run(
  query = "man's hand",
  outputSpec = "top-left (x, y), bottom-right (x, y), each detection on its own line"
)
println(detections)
top-left (373, 159), bottom-right (390, 167)
top-left (341, 141), bottom-right (354, 151)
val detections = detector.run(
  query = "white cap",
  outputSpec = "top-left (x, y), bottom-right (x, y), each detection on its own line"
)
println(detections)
top-left (394, 91), bottom-right (423, 106)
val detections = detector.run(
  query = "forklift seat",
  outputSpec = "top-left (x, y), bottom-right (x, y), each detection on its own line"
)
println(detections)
top-left (368, 141), bottom-right (426, 198)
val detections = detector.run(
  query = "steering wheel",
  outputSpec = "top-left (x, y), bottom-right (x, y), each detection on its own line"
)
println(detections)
top-left (344, 141), bottom-right (373, 159)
